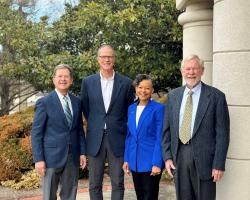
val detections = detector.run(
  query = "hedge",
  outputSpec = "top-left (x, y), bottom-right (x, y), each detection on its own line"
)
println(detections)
top-left (0, 106), bottom-right (34, 181)
top-left (0, 106), bottom-right (88, 189)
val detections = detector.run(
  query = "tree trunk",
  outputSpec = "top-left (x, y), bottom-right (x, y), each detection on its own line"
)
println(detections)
top-left (0, 75), bottom-right (11, 116)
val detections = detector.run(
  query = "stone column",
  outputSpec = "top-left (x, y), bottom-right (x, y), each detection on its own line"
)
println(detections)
top-left (213, 0), bottom-right (250, 199)
top-left (177, 0), bottom-right (213, 84)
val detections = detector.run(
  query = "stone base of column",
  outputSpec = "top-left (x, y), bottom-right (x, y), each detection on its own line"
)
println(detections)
top-left (217, 159), bottom-right (250, 199)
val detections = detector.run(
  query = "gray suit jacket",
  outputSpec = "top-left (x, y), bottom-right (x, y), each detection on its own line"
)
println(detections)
top-left (162, 82), bottom-right (230, 180)
top-left (81, 73), bottom-right (134, 157)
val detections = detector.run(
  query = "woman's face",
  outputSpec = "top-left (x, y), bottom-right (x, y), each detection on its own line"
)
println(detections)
top-left (135, 79), bottom-right (154, 102)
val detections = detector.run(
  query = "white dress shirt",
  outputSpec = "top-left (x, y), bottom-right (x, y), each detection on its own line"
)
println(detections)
top-left (136, 105), bottom-right (145, 127)
top-left (100, 71), bottom-right (115, 112)
top-left (100, 71), bottom-right (115, 129)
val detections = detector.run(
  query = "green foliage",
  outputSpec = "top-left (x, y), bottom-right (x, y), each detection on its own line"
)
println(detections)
top-left (47, 0), bottom-right (183, 93)
top-left (1, 0), bottom-right (182, 95)
top-left (161, 170), bottom-right (173, 182)
top-left (0, 1), bottom-right (49, 95)
top-left (156, 95), bottom-right (167, 104)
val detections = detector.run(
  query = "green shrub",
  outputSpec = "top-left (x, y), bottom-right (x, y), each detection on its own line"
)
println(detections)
top-left (161, 170), bottom-right (173, 182)
top-left (156, 95), bottom-right (167, 104)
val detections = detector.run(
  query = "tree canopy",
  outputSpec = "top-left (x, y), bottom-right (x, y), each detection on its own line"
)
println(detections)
top-left (0, 0), bottom-right (44, 115)
top-left (1, 0), bottom-right (182, 104)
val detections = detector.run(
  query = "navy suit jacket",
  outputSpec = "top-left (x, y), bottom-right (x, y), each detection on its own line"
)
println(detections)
top-left (162, 82), bottom-right (230, 180)
top-left (124, 100), bottom-right (165, 172)
top-left (32, 91), bottom-right (86, 168)
top-left (81, 73), bottom-right (135, 157)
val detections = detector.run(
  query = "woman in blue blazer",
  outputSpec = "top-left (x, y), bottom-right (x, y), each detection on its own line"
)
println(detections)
top-left (123, 74), bottom-right (165, 200)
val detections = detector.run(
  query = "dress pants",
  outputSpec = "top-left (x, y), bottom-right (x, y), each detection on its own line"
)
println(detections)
top-left (174, 142), bottom-right (216, 200)
top-left (131, 171), bottom-right (162, 200)
top-left (88, 132), bottom-right (124, 200)
top-left (42, 147), bottom-right (79, 200)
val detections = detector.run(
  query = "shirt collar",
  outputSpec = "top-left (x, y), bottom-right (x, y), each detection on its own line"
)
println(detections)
top-left (184, 81), bottom-right (202, 95)
top-left (55, 88), bottom-right (69, 99)
top-left (100, 70), bottom-right (115, 81)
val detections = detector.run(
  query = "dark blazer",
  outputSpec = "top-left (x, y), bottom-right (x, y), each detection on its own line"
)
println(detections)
top-left (32, 91), bottom-right (86, 168)
top-left (81, 73), bottom-right (135, 157)
top-left (124, 100), bottom-right (165, 172)
top-left (162, 82), bottom-right (230, 180)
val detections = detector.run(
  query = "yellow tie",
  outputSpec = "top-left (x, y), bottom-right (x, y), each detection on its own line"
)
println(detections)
top-left (179, 90), bottom-right (193, 144)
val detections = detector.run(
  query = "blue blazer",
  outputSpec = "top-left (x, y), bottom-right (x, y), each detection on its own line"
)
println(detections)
top-left (32, 91), bottom-right (86, 168)
top-left (124, 100), bottom-right (165, 172)
top-left (81, 73), bottom-right (135, 157)
top-left (162, 82), bottom-right (230, 180)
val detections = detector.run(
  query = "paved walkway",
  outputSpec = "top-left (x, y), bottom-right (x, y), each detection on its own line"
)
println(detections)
top-left (75, 176), bottom-right (176, 200)
top-left (0, 174), bottom-right (176, 200)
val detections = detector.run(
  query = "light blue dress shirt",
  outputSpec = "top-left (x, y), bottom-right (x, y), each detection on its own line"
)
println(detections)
top-left (179, 82), bottom-right (202, 137)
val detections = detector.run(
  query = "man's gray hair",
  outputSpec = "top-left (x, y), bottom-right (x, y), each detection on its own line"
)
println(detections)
top-left (181, 55), bottom-right (204, 69)
top-left (97, 44), bottom-right (115, 57)
top-left (53, 64), bottom-right (73, 78)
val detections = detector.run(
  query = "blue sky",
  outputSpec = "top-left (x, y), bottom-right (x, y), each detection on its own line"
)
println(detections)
top-left (32, 0), bottom-right (79, 23)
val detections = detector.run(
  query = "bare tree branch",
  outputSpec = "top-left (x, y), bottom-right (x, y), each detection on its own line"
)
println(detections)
top-left (7, 90), bottom-right (39, 112)
top-left (7, 84), bottom-right (34, 100)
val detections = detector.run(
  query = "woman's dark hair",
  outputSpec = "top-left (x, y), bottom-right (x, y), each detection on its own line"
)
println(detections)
top-left (133, 74), bottom-right (154, 88)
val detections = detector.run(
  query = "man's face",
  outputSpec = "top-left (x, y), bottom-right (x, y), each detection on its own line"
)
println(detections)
top-left (97, 46), bottom-right (115, 72)
top-left (53, 68), bottom-right (73, 94)
top-left (181, 59), bottom-right (204, 89)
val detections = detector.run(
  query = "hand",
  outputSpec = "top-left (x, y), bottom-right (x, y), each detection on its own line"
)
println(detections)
top-left (122, 162), bottom-right (130, 175)
top-left (35, 161), bottom-right (46, 177)
top-left (165, 159), bottom-right (175, 178)
top-left (150, 166), bottom-right (161, 176)
top-left (212, 169), bottom-right (224, 182)
top-left (80, 155), bottom-right (87, 170)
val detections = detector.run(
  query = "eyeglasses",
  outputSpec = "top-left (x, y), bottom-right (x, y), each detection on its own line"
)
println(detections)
top-left (98, 56), bottom-right (114, 60)
top-left (55, 75), bottom-right (71, 79)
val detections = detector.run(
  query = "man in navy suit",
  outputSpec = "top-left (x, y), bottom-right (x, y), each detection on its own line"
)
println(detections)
top-left (162, 55), bottom-right (230, 200)
top-left (32, 64), bottom-right (86, 200)
top-left (81, 45), bottom-right (134, 200)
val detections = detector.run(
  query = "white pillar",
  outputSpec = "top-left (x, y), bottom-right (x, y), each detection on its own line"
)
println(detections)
top-left (213, 0), bottom-right (250, 199)
top-left (178, 0), bottom-right (213, 84)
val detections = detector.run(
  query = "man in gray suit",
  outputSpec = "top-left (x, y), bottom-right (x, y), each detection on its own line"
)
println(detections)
top-left (162, 55), bottom-right (230, 200)
top-left (80, 45), bottom-right (135, 200)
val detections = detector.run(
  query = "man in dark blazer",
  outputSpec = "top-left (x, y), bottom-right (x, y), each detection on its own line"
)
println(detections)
top-left (162, 55), bottom-right (230, 200)
top-left (32, 64), bottom-right (86, 200)
top-left (81, 45), bottom-right (134, 200)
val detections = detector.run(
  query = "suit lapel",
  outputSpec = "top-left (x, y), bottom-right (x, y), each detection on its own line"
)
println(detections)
top-left (129, 103), bottom-right (137, 136)
top-left (95, 74), bottom-right (106, 113)
top-left (193, 83), bottom-right (211, 136)
top-left (107, 73), bottom-right (122, 113)
top-left (136, 100), bottom-right (154, 137)
top-left (174, 87), bottom-right (185, 137)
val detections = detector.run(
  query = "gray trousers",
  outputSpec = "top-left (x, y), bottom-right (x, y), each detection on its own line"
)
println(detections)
top-left (174, 142), bottom-right (216, 200)
top-left (88, 133), bottom-right (124, 200)
top-left (42, 149), bottom-right (79, 200)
